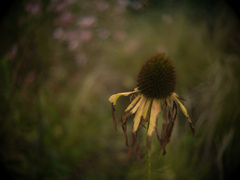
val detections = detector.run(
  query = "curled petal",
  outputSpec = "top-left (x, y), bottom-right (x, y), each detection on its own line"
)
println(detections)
top-left (171, 93), bottom-right (195, 135)
top-left (121, 111), bottom-right (131, 146)
top-left (109, 89), bottom-right (138, 130)
top-left (109, 89), bottom-right (138, 106)
top-left (122, 95), bottom-right (147, 148)
top-left (125, 132), bottom-right (137, 162)
top-left (175, 93), bottom-right (186, 100)
top-left (120, 94), bottom-right (142, 146)
top-left (171, 93), bottom-right (188, 116)
top-left (111, 103), bottom-right (117, 130)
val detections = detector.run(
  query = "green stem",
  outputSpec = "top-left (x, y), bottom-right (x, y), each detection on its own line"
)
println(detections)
top-left (146, 134), bottom-right (151, 180)
top-left (146, 104), bottom-right (152, 180)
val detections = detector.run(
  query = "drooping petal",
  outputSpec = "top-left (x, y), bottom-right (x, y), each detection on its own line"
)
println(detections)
top-left (171, 93), bottom-right (195, 135)
top-left (109, 89), bottom-right (138, 130)
top-left (125, 132), bottom-right (137, 162)
top-left (142, 98), bottom-right (152, 121)
top-left (141, 98), bottom-right (152, 127)
top-left (121, 111), bottom-right (131, 146)
top-left (121, 94), bottom-right (142, 129)
top-left (121, 94), bottom-right (142, 146)
top-left (154, 113), bottom-right (161, 153)
top-left (130, 93), bottom-right (136, 103)
top-left (125, 94), bottom-right (141, 112)
top-left (171, 93), bottom-right (188, 116)
top-left (159, 99), bottom-right (178, 155)
top-left (175, 93), bottom-right (186, 101)
top-left (159, 100), bottom-right (168, 155)
top-left (165, 97), bottom-right (172, 122)
top-left (130, 95), bottom-right (143, 114)
top-left (133, 96), bottom-right (147, 132)
top-left (108, 89), bottom-right (138, 106)
top-left (120, 94), bottom-right (142, 147)
top-left (173, 100), bottom-right (178, 120)
top-left (111, 103), bottom-right (117, 130)
top-left (147, 99), bottom-right (161, 137)
top-left (125, 97), bottom-right (152, 161)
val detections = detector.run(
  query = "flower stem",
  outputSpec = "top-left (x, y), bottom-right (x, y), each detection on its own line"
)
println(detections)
top-left (146, 134), bottom-right (151, 180)
top-left (145, 104), bottom-right (152, 180)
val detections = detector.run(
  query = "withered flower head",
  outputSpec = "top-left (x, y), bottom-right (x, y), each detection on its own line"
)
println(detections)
top-left (109, 53), bottom-right (195, 161)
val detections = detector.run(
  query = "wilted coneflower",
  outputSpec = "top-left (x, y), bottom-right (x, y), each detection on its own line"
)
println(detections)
top-left (109, 53), bottom-right (195, 161)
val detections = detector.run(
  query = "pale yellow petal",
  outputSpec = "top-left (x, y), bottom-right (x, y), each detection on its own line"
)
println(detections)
top-left (133, 96), bottom-right (147, 132)
top-left (125, 94), bottom-right (141, 112)
top-left (142, 98), bottom-right (152, 119)
top-left (147, 99), bottom-right (161, 137)
top-left (130, 95), bottom-right (143, 114)
top-left (108, 89), bottom-right (138, 106)
top-left (171, 93), bottom-right (195, 135)
top-left (171, 93), bottom-right (189, 118)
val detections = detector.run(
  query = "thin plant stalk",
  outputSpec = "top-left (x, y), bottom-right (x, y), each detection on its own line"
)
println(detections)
top-left (146, 135), bottom-right (151, 180)
top-left (145, 105), bottom-right (152, 180)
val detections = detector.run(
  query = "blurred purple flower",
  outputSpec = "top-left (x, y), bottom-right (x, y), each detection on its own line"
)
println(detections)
top-left (52, 0), bottom-right (75, 12)
top-left (97, 28), bottom-right (110, 39)
top-left (79, 30), bottom-right (93, 42)
top-left (114, 31), bottom-right (126, 41)
top-left (77, 16), bottom-right (96, 28)
top-left (25, 2), bottom-right (41, 15)
top-left (95, 1), bottom-right (109, 11)
top-left (53, 27), bottom-right (65, 40)
top-left (55, 11), bottom-right (74, 26)
top-left (68, 40), bottom-right (79, 51)
top-left (6, 44), bottom-right (18, 59)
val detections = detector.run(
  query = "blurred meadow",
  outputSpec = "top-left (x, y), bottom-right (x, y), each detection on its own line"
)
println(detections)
top-left (0, 0), bottom-right (240, 179)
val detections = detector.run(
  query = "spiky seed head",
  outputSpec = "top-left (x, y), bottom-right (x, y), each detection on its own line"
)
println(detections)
top-left (137, 53), bottom-right (177, 99)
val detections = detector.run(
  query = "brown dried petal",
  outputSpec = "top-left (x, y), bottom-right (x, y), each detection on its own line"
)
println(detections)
top-left (125, 132), bottom-right (137, 162)
top-left (111, 103), bottom-right (117, 130)
top-left (121, 111), bottom-right (132, 146)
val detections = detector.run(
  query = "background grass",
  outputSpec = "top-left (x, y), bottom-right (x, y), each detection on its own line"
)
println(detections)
top-left (0, 0), bottom-right (240, 179)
